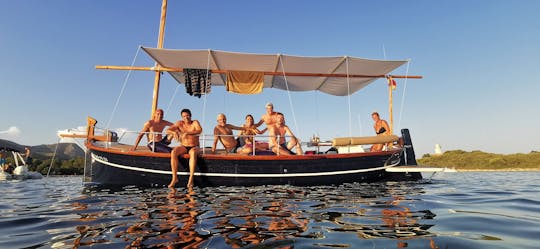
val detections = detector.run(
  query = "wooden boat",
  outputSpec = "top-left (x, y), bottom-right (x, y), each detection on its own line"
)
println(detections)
top-left (68, 0), bottom-right (428, 187)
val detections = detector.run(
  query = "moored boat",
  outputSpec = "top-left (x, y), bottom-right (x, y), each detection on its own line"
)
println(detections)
top-left (0, 147), bottom-right (43, 181)
top-left (68, 0), bottom-right (428, 188)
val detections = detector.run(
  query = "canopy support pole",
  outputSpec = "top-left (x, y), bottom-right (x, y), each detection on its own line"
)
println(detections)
top-left (96, 65), bottom-right (422, 80)
top-left (151, 0), bottom-right (168, 118)
top-left (388, 80), bottom-right (394, 134)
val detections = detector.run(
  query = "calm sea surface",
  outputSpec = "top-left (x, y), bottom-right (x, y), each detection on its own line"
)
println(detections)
top-left (1, 172), bottom-right (539, 249)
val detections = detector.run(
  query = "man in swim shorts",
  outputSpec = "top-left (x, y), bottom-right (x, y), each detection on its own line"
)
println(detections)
top-left (131, 108), bottom-right (174, 153)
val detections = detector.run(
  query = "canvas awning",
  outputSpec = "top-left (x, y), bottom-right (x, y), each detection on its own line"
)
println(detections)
top-left (142, 47), bottom-right (408, 96)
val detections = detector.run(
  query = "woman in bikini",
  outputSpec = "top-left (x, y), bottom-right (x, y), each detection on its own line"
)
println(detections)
top-left (237, 114), bottom-right (267, 155)
top-left (370, 112), bottom-right (390, 152)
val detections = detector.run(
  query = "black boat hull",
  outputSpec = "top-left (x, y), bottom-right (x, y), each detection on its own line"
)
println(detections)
top-left (86, 149), bottom-right (421, 187)
top-left (84, 129), bottom-right (422, 187)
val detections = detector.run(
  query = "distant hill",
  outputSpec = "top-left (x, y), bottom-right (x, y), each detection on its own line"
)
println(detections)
top-left (0, 139), bottom-right (84, 161)
top-left (418, 150), bottom-right (540, 170)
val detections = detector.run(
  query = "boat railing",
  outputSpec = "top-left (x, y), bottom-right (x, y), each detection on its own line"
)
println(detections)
top-left (89, 127), bottom-right (282, 155)
top-left (199, 133), bottom-right (290, 156)
top-left (89, 124), bottom-right (401, 154)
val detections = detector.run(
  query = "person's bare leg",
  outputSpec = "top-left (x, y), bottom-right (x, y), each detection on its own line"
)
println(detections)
top-left (186, 148), bottom-right (198, 188)
top-left (273, 146), bottom-right (290, 156)
top-left (371, 144), bottom-right (383, 152)
top-left (168, 146), bottom-right (186, 188)
top-left (288, 138), bottom-right (303, 155)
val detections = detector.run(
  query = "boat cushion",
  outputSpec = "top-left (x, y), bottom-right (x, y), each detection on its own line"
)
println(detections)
top-left (332, 135), bottom-right (399, 146)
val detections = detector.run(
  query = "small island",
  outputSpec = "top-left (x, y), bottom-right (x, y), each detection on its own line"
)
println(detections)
top-left (418, 150), bottom-right (540, 171)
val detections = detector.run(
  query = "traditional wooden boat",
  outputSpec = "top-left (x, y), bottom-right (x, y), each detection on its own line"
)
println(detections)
top-left (67, 0), bottom-right (431, 187)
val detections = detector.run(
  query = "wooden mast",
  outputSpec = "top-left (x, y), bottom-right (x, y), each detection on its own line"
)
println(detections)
top-left (388, 78), bottom-right (394, 134)
top-left (150, 0), bottom-right (168, 118)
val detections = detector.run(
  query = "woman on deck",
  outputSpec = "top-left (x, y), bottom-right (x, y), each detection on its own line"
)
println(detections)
top-left (237, 114), bottom-right (267, 155)
top-left (371, 112), bottom-right (390, 152)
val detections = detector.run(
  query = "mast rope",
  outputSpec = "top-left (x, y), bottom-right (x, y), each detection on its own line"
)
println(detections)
top-left (279, 55), bottom-right (300, 135)
top-left (346, 56), bottom-right (352, 141)
top-left (397, 60), bottom-right (411, 130)
top-left (165, 83), bottom-right (181, 115)
top-left (106, 46), bottom-right (142, 129)
top-left (200, 50), bottom-right (212, 152)
top-left (46, 138), bottom-right (61, 177)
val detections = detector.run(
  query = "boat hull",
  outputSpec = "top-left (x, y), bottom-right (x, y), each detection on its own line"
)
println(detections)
top-left (86, 149), bottom-right (421, 187)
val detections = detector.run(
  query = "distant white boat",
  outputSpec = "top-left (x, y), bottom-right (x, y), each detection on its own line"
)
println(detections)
top-left (0, 147), bottom-right (43, 181)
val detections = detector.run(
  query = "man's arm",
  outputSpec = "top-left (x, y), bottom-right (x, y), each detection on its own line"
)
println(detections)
top-left (183, 120), bottom-right (203, 135)
top-left (163, 120), bottom-right (174, 127)
top-left (211, 126), bottom-right (219, 154)
top-left (284, 126), bottom-right (297, 141)
top-left (131, 121), bottom-right (150, 151)
top-left (268, 125), bottom-right (278, 147)
top-left (257, 127), bottom-right (268, 134)
top-left (166, 122), bottom-right (181, 141)
top-left (254, 118), bottom-right (264, 128)
top-left (226, 124), bottom-right (245, 130)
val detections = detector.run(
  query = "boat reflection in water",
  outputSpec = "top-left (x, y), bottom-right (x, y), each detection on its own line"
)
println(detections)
top-left (70, 182), bottom-right (440, 248)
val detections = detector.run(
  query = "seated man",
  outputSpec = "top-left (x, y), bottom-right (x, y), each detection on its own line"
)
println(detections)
top-left (131, 108), bottom-right (174, 153)
top-left (254, 102), bottom-right (279, 130)
top-left (268, 112), bottom-right (303, 155)
top-left (167, 108), bottom-right (202, 188)
top-left (211, 113), bottom-right (245, 154)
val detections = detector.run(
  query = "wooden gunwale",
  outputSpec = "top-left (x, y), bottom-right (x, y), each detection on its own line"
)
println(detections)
top-left (86, 141), bottom-right (400, 161)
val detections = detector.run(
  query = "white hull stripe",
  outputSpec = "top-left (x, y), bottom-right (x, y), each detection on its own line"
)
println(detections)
top-left (91, 153), bottom-right (398, 178)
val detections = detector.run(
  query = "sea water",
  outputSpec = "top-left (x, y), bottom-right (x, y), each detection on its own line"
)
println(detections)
top-left (0, 172), bottom-right (539, 248)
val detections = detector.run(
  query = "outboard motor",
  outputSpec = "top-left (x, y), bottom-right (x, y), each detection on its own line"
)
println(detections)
top-left (400, 129), bottom-right (417, 166)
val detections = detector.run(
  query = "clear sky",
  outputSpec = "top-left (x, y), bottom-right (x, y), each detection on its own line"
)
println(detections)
top-left (1, 0), bottom-right (539, 157)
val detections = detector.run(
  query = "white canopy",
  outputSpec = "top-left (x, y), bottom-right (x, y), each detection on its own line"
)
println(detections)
top-left (142, 47), bottom-right (407, 96)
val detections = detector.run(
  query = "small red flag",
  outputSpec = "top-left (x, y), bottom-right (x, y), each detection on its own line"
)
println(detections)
top-left (387, 76), bottom-right (396, 90)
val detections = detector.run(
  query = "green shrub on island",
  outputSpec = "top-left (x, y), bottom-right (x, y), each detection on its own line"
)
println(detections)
top-left (27, 157), bottom-right (85, 175)
top-left (418, 150), bottom-right (540, 170)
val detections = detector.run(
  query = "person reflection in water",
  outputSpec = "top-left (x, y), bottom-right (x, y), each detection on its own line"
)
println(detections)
top-left (165, 187), bottom-right (205, 248)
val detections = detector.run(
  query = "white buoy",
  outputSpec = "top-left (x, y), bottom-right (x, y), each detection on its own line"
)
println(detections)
top-left (434, 144), bottom-right (442, 155)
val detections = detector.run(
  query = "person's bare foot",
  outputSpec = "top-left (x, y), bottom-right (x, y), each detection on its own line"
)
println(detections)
top-left (168, 178), bottom-right (178, 188)
top-left (186, 181), bottom-right (194, 188)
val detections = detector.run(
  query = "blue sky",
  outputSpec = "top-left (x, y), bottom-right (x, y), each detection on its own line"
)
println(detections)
top-left (1, 0), bottom-right (539, 157)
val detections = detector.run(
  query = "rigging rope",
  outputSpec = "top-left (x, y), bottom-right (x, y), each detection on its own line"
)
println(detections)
top-left (106, 46), bottom-right (142, 129)
top-left (397, 60), bottom-right (411, 130)
top-left (278, 55), bottom-right (300, 135)
top-left (346, 57), bottom-right (352, 141)
top-left (46, 138), bottom-right (60, 177)
top-left (314, 90), bottom-right (320, 138)
top-left (165, 83), bottom-right (181, 116)
top-left (200, 50), bottom-right (212, 152)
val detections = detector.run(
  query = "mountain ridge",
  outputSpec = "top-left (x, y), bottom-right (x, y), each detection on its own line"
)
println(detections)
top-left (0, 139), bottom-right (85, 160)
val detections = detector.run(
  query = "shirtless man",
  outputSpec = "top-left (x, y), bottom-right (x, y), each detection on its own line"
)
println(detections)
top-left (254, 102), bottom-right (279, 129)
top-left (211, 113), bottom-right (244, 154)
top-left (268, 113), bottom-right (303, 155)
top-left (167, 109), bottom-right (202, 188)
top-left (131, 109), bottom-right (174, 153)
